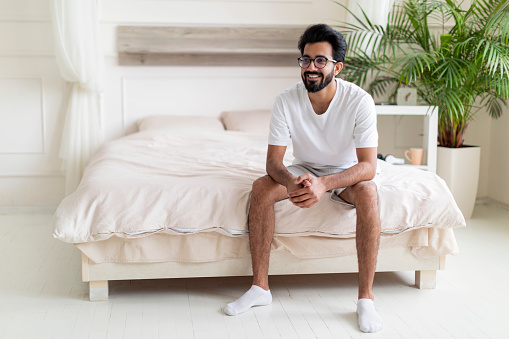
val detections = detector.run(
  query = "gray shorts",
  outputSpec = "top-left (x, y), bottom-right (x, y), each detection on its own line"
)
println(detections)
top-left (287, 162), bottom-right (381, 207)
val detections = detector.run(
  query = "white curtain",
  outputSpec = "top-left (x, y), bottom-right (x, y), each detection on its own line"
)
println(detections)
top-left (50, 0), bottom-right (104, 195)
top-left (347, 0), bottom-right (394, 27)
top-left (347, 0), bottom-right (395, 55)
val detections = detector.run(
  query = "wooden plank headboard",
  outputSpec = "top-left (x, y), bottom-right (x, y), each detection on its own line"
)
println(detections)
top-left (117, 26), bottom-right (306, 66)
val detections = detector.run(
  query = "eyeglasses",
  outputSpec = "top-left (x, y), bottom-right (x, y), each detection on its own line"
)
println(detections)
top-left (298, 56), bottom-right (337, 69)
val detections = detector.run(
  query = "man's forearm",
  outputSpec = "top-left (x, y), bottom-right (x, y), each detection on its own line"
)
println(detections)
top-left (266, 158), bottom-right (296, 187)
top-left (319, 162), bottom-right (376, 191)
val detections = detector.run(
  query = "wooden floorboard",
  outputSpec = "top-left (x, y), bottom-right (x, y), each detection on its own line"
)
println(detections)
top-left (0, 204), bottom-right (508, 338)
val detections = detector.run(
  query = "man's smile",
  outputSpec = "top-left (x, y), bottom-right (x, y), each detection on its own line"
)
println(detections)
top-left (305, 72), bottom-right (322, 80)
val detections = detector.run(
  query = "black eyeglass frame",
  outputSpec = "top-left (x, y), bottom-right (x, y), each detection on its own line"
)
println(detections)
top-left (297, 56), bottom-right (338, 69)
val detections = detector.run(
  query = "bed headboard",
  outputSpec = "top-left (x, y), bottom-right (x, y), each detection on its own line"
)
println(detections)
top-left (117, 25), bottom-right (305, 66)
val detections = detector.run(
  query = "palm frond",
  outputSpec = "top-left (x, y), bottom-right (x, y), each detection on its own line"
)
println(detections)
top-left (452, 36), bottom-right (477, 56)
top-left (334, 1), bottom-right (370, 30)
top-left (465, 0), bottom-right (499, 27)
top-left (402, 0), bottom-right (432, 51)
top-left (430, 86), bottom-right (467, 122)
top-left (483, 2), bottom-right (509, 43)
top-left (366, 76), bottom-right (399, 98)
top-left (480, 75), bottom-right (509, 98)
top-left (333, 2), bottom-right (394, 58)
top-left (432, 57), bottom-right (468, 87)
top-left (340, 52), bottom-right (391, 88)
top-left (481, 95), bottom-right (508, 119)
top-left (393, 52), bottom-right (438, 84)
top-left (477, 39), bottom-right (509, 76)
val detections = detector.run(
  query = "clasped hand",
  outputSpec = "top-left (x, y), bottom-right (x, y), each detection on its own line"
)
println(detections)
top-left (287, 173), bottom-right (326, 208)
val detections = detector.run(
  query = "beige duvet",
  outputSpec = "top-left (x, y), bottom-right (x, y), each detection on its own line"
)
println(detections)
top-left (54, 129), bottom-right (465, 262)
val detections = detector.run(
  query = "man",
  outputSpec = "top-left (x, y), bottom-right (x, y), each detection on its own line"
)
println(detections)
top-left (224, 24), bottom-right (383, 333)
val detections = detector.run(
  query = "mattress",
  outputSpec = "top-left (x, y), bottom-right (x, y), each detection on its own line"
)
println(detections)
top-left (76, 227), bottom-right (457, 263)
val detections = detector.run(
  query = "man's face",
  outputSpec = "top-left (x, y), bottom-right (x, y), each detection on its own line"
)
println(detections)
top-left (300, 42), bottom-right (341, 93)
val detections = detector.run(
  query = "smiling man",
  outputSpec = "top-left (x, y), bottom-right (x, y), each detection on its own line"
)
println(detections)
top-left (223, 24), bottom-right (383, 333)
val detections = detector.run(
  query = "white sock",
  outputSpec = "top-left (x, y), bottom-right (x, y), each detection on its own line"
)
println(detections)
top-left (357, 298), bottom-right (383, 333)
top-left (223, 285), bottom-right (272, 316)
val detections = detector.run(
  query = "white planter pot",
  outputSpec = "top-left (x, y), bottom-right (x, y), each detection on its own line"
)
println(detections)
top-left (436, 146), bottom-right (481, 219)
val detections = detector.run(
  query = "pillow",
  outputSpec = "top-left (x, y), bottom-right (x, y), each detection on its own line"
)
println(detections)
top-left (220, 110), bottom-right (271, 134)
top-left (137, 115), bottom-right (225, 132)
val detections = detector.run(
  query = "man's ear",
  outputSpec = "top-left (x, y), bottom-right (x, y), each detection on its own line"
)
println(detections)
top-left (334, 62), bottom-right (344, 76)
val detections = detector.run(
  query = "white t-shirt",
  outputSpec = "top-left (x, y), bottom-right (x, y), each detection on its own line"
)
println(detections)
top-left (268, 78), bottom-right (378, 168)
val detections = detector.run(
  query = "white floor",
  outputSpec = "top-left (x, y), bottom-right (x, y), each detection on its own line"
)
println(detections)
top-left (0, 204), bottom-right (508, 339)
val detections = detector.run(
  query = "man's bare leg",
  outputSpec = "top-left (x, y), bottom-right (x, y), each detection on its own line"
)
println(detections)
top-left (224, 175), bottom-right (288, 316)
top-left (340, 181), bottom-right (383, 333)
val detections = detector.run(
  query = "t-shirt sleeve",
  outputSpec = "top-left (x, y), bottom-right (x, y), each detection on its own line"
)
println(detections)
top-left (353, 95), bottom-right (378, 148)
top-left (268, 95), bottom-right (291, 146)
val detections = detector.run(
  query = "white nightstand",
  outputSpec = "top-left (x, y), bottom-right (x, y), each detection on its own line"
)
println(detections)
top-left (375, 105), bottom-right (438, 173)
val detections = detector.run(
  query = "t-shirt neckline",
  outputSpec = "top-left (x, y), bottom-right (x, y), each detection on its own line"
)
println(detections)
top-left (303, 78), bottom-right (340, 117)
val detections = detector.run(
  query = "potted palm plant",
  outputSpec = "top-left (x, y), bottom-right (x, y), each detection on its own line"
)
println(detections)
top-left (336, 0), bottom-right (509, 218)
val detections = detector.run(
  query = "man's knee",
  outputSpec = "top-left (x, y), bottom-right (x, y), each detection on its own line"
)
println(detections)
top-left (349, 181), bottom-right (378, 206)
top-left (251, 176), bottom-right (282, 204)
top-left (252, 176), bottom-right (276, 194)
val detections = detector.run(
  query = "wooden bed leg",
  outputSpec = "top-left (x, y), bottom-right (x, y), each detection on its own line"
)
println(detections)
top-left (89, 280), bottom-right (109, 301)
top-left (415, 270), bottom-right (437, 289)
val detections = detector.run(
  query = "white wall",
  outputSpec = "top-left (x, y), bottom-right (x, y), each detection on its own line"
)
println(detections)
top-left (487, 104), bottom-right (509, 205)
top-left (0, 1), bottom-right (65, 207)
top-left (464, 110), bottom-right (492, 198)
top-left (0, 0), bottom-right (347, 207)
top-left (2, 0), bottom-right (508, 208)
top-left (464, 102), bottom-right (509, 205)
top-left (100, 0), bottom-right (347, 141)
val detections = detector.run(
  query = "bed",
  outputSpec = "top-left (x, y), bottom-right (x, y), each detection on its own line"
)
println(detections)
top-left (53, 113), bottom-right (465, 301)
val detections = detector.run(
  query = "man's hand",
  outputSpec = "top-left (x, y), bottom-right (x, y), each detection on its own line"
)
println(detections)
top-left (287, 173), bottom-right (326, 208)
top-left (285, 178), bottom-right (303, 197)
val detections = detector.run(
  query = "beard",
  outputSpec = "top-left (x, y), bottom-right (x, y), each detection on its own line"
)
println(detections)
top-left (301, 68), bottom-right (335, 93)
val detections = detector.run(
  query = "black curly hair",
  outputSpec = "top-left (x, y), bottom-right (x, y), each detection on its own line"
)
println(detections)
top-left (298, 24), bottom-right (347, 63)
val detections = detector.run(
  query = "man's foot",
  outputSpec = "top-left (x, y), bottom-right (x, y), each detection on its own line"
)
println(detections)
top-left (357, 298), bottom-right (383, 333)
top-left (223, 285), bottom-right (272, 316)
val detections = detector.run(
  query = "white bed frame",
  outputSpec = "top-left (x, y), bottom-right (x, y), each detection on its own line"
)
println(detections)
top-left (79, 104), bottom-right (442, 301)
top-left (79, 26), bottom-right (446, 302)
top-left (79, 106), bottom-right (444, 301)
top-left (82, 248), bottom-right (445, 301)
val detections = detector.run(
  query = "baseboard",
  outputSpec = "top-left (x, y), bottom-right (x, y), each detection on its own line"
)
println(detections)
top-left (0, 205), bottom-right (57, 214)
top-left (476, 197), bottom-right (509, 211)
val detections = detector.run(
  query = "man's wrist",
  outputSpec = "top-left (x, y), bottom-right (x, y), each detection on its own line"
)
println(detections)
top-left (283, 172), bottom-right (297, 187)
top-left (267, 166), bottom-right (295, 188)
top-left (318, 173), bottom-right (344, 191)
top-left (318, 175), bottom-right (334, 191)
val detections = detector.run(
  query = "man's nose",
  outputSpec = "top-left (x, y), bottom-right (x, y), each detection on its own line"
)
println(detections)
top-left (307, 60), bottom-right (319, 71)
